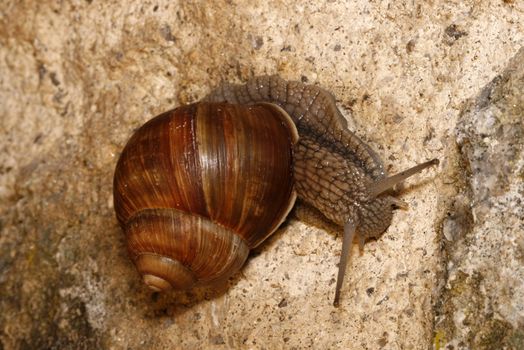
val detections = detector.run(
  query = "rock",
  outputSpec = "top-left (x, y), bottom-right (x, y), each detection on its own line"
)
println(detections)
top-left (437, 47), bottom-right (524, 350)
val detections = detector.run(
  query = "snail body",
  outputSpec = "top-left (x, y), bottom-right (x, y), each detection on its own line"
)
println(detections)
top-left (114, 76), bottom-right (438, 305)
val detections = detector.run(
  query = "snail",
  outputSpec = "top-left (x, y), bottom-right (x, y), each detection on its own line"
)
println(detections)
top-left (113, 75), bottom-right (438, 306)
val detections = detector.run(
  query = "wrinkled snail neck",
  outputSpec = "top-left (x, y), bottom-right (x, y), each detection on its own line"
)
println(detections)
top-left (332, 158), bottom-right (439, 307)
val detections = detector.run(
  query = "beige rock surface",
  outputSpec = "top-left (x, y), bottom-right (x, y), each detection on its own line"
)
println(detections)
top-left (0, 1), bottom-right (522, 349)
top-left (437, 47), bottom-right (524, 350)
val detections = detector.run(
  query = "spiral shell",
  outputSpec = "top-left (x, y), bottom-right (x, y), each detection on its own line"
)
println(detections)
top-left (113, 102), bottom-right (298, 291)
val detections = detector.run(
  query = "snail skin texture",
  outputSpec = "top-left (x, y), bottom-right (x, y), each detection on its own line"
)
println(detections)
top-left (113, 75), bottom-right (438, 306)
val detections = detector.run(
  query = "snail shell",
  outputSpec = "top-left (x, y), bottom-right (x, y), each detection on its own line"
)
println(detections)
top-left (114, 102), bottom-right (298, 291)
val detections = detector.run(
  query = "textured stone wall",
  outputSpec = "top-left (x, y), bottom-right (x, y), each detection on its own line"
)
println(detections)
top-left (0, 1), bottom-right (522, 349)
top-left (437, 48), bottom-right (524, 349)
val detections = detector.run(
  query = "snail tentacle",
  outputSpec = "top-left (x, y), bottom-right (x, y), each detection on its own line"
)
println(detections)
top-left (333, 220), bottom-right (357, 307)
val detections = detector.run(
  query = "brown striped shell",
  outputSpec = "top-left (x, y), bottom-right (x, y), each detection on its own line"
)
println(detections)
top-left (113, 102), bottom-right (298, 291)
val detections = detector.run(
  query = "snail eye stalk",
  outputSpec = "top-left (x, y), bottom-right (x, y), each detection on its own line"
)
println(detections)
top-left (368, 159), bottom-right (439, 198)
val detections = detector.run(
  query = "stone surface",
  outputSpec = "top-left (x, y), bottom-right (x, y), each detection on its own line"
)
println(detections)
top-left (436, 47), bottom-right (524, 350)
top-left (0, 1), bottom-right (522, 349)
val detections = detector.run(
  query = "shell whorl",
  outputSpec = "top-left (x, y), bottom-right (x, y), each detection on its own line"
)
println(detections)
top-left (113, 102), bottom-right (298, 291)
top-left (126, 208), bottom-right (250, 290)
